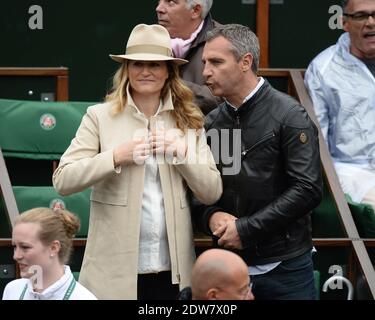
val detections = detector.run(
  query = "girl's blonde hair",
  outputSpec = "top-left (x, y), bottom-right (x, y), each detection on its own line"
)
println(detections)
top-left (105, 61), bottom-right (204, 131)
top-left (15, 207), bottom-right (80, 265)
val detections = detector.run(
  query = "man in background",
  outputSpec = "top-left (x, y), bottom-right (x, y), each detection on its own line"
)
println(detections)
top-left (305, 0), bottom-right (375, 210)
top-left (156, 0), bottom-right (222, 114)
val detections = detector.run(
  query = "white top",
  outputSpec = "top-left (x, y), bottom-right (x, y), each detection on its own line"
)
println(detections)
top-left (2, 265), bottom-right (97, 300)
top-left (226, 77), bottom-right (265, 109)
top-left (138, 153), bottom-right (171, 273)
top-left (132, 102), bottom-right (171, 274)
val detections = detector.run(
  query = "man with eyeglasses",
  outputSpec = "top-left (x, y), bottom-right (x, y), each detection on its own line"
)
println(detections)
top-left (305, 0), bottom-right (375, 211)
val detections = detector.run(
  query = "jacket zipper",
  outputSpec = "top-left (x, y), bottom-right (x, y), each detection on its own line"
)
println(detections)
top-left (234, 114), bottom-right (241, 215)
top-left (241, 131), bottom-right (276, 159)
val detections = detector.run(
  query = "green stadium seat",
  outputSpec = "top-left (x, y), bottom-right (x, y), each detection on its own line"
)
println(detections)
top-left (311, 183), bottom-right (375, 299)
top-left (0, 99), bottom-right (93, 185)
top-left (314, 270), bottom-right (321, 300)
top-left (13, 186), bottom-right (91, 238)
top-left (0, 99), bottom-right (92, 160)
top-left (312, 182), bottom-right (345, 238)
top-left (312, 182), bottom-right (375, 239)
top-left (346, 195), bottom-right (375, 238)
top-left (0, 99), bottom-right (94, 238)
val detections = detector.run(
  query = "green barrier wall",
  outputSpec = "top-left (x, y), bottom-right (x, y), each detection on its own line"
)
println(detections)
top-left (1, 0), bottom-right (342, 101)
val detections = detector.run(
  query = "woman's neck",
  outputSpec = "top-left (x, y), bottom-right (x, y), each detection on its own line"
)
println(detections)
top-left (132, 92), bottom-right (160, 118)
top-left (33, 264), bottom-right (65, 293)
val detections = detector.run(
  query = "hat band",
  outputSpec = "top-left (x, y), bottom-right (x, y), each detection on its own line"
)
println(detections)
top-left (126, 44), bottom-right (172, 57)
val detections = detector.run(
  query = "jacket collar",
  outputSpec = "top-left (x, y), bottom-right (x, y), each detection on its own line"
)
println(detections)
top-left (126, 84), bottom-right (174, 115)
top-left (337, 32), bottom-right (369, 68)
top-left (224, 79), bottom-right (270, 119)
top-left (26, 265), bottom-right (73, 300)
top-left (190, 13), bottom-right (215, 50)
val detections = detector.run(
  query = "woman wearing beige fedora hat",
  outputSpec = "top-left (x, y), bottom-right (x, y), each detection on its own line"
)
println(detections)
top-left (53, 24), bottom-right (222, 300)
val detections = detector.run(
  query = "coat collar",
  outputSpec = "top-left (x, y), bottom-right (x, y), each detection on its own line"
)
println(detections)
top-left (224, 79), bottom-right (270, 119)
top-left (25, 265), bottom-right (73, 300)
top-left (125, 84), bottom-right (174, 116)
top-left (337, 32), bottom-right (369, 69)
top-left (190, 13), bottom-right (215, 50)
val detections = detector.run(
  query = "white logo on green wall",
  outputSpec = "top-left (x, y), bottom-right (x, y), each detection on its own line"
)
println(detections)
top-left (40, 114), bottom-right (56, 130)
top-left (49, 199), bottom-right (66, 211)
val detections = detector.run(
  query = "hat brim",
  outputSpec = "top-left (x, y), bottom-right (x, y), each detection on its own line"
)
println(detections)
top-left (109, 53), bottom-right (187, 65)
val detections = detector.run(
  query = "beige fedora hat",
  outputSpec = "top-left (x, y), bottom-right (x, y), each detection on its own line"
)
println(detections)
top-left (110, 24), bottom-right (187, 65)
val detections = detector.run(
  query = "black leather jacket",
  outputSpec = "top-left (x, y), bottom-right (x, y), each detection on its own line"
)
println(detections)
top-left (192, 80), bottom-right (323, 265)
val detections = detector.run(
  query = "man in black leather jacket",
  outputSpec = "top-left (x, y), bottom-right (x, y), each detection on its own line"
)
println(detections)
top-left (193, 24), bottom-right (323, 300)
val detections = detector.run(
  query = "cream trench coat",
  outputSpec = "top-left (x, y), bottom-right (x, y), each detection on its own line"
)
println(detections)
top-left (52, 91), bottom-right (222, 299)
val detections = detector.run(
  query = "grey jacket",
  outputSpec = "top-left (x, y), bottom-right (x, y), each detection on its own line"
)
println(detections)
top-left (179, 14), bottom-right (223, 114)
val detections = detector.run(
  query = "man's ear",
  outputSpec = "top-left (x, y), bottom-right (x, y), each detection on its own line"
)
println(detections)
top-left (241, 53), bottom-right (252, 72)
top-left (342, 16), bottom-right (349, 32)
top-left (191, 4), bottom-right (202, 19)
top-left (206, 288), bottom-right (219, 300)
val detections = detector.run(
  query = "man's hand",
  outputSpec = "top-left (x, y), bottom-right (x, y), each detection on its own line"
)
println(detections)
top-left (209, 211), bottom-right (237, 236)
top-left (217, 219), bottom-right (243, 250)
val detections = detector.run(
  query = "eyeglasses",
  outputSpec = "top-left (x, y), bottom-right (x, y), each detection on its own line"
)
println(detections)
top-left (240, 282), bottom-right (253, 300)
top-left (217, 281), bottom-right (253, 300)
top-left (343, 11), bottom-right (375, 22)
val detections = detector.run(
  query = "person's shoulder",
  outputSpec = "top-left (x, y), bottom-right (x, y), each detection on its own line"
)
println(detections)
top-left (265, 85), bottom-right (312, 129)
top-left (212, 19), bottom-right (222, 28)
top-left (83, 101), bottom-right (117, 122)
top-left (71, 282), bottom-right (98, 300)
top-left (4, 278), bottom-right (28, 290)
top-left (2, 278), bottom-right (28, 300)
top-left (265, 83), bottom-right (298, 109)
top-left (204, 102), bottom-right (225, 130)
top-left (202, 13), bottom-right (222, 33)
top-left (86, 101), bottom-right (113, 113)
top-left (306, 38), bottom-right (340, 75)
top-left (313, 44), bottom-right (337, 61)
top-left (282, 104), bottom-right (315, 129)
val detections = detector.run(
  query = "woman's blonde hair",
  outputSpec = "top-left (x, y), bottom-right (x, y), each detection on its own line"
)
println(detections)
top-left (105, 61), bottom-right (204, 131)
top-left (15, 208), bottom-right (80, 265)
